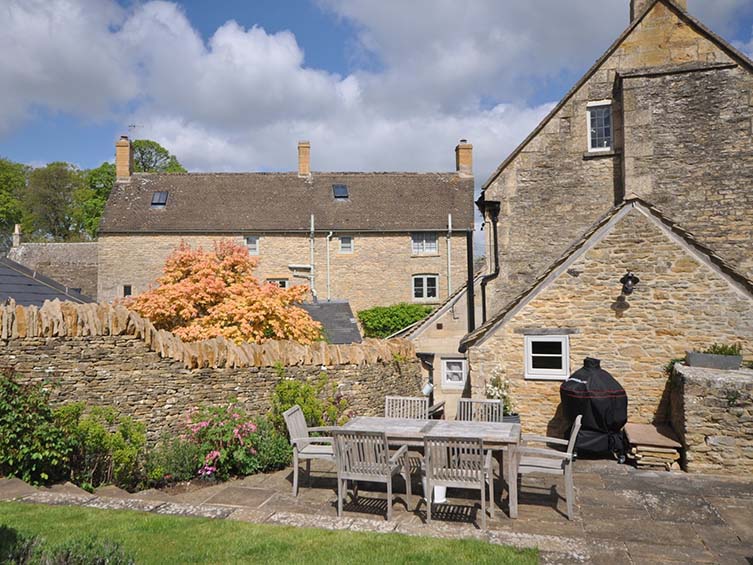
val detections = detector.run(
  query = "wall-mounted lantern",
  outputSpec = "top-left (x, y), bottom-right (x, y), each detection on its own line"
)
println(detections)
top-left (620, 272), bottom-right (640, 295)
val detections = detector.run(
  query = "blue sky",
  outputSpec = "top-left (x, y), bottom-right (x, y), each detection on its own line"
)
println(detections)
top-left (1, 0), bottom-right (752, 185)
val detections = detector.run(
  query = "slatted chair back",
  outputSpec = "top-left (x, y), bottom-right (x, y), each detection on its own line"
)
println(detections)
top-left (384, 396), bottom-right (429, 419)
top-left (456, 399), bottom-right (503, 422)
top-left (424, 436), bottom-right (485, 488)
top-left (283, 405), bottom-right (309, 444)
top-left (566, 415), bottom-right (583, 455)
top-left (333, 430), bottom-right (390, 481)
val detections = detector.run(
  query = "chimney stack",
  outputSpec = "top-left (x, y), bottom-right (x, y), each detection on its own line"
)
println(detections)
top-left (115, 135), bottom-right (133, 180)
top-left (298, 140), bottom-right (311, 178)
top-left (12, 224), bottom-right (21, 247)
top-left (631, 0), bottom-right (686, 22)
top-left (455, 139), bottom-right (473, 177)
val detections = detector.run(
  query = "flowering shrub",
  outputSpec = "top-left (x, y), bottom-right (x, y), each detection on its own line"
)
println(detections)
top-left (126, 240), bottom-right (322, 345)
top-left (485, 370), bottom-right (516, 416)
top-left (183, 402), bottom-right (291, 481)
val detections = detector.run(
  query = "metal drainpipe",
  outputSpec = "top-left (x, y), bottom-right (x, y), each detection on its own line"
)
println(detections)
top-left (466, 229), bottom-right (475, 333)
top-left (326, 231), bottom-right (333, 301)
top-left (480, 201), bottom-right (501, 324)
top-left (309, 214), bottom-right (317, 302)
top-left (446, 213), bottom-right (453, 300)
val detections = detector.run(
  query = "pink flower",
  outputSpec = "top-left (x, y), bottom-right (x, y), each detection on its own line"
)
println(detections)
top-left (204, 450), bottom-right (220, 463)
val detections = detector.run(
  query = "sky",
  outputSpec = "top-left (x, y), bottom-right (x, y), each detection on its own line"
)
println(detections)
top-left (1, 0), bottom-right (752, 193)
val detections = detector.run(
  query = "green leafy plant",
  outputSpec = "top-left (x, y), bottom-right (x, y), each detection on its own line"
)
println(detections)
top-left (144, 436), bottom-right (203, 487)
top-left (703, 343), bottom-right (743, 356)
top-left (357, 303), bottom-right (434, 338)
top-left (251, 417), bottom-right (292, 472)
top-left (0, 370), bottom-right (70, 485)
top-left (55, 404), bottom-right (146, 491)
top-left (0, 527), bottom-right (134, 565)
top-left (269, 373), bottom-right (350, 433)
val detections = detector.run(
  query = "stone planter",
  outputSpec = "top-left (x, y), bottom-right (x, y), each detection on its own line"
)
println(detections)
top-left (685, 351), bottom-right (742, 371)
top-left (502, 414), bottom-right (521, 424)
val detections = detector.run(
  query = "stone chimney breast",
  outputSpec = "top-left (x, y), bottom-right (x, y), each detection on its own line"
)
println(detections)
top-left (115, 135), bottom-right (133, 180)
top-left (455, 139), bottom-right (473, 178)
top-left (298, 140), bottom-right (311, 178)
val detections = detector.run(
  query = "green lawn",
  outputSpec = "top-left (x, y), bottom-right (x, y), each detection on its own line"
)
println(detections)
top-left (0, 502), bottom-right (537, 564)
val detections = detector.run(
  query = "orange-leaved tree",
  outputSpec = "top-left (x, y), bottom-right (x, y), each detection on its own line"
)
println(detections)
top-left (126, 240), bottom-right (322, 344)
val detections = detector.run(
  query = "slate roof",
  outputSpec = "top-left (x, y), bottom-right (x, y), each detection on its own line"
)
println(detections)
top-left (100, 172), bottom-right (474, 234)
top-left (459, 199), bottom-right (753, 352)
top-left (481, 0), bottom-right (753, 191)
top-left (0, 257), bottom-right (93, 306)
top-left (300, 301), bottom-right (362, 345)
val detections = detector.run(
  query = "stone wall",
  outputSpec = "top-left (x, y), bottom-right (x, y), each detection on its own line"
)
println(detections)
top-left (98, 232), bottom-right (467, 314)
top-left (482, 1), bottom-right (752, 312)
top-left (7, 242), bottom-right (98, 299)
top-left (670, 364), bottom-right (753, 475)
top-left (468, 208), bottom-right (753, 436)
top-left (0, 301), bottom-right (421, 440)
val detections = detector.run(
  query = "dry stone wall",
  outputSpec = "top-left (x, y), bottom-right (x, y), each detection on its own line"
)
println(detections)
top-left (670, 365), bottom-right (753, 475)
top-left (0, 300), bottom-right (421, 440)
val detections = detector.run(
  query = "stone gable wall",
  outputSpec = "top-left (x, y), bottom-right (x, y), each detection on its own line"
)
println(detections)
top-left (7, 242), bottom-right (98, 299)
top-left (468, 210), bottom-right (753, 437)
top-left (483, 2), bottom-right (749, 312)
top-left (0, 301), bottom-right (421, 440)
top-left (98, 232), bottom-right (467, 314)
top-left (670, 365), bottom-right (753, 475)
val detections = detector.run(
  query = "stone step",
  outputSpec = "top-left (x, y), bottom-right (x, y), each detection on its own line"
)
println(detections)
top-left (129, 488), bottom-right (175, 502)
top-left (0, 477), bottom-right (37, 501)
top-left (94, 485), bottom-right (133, 498)
top-left (45, 481), bottom-right (92, 496)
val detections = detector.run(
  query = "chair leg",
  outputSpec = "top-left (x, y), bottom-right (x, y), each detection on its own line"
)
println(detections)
top-left (481, 482), bottom-right (487, 530)
top-left (337, 477), bottom-right (343, 517)
top-left (488, 475), bottom-right (495, 519)
top-left (292, 450), bottom-right (299, 496)
top-left (386, 478), bottom-right (393, 521)
top-left (306, 459), bottom-right (311, 486)
top-left (426, 478), bottom-right (432, 524)
top-left (403, 458), bottom-right (412, 510)
top-left (564, 464), bottom-right (574, 520)
top-left (353, 481), bottom-right (358, 503)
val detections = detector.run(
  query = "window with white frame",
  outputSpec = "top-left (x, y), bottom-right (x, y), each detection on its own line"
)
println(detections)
top-left (442, 358), bottom-right (467, 390)
top-left (267, 278), bottom-right (289, 289)
top-left (339, 236), bottom-right (354, 254)
top-left (245, 235), bottom-right (260, 256)
top-left (587, 101), bottom-right (613, 152)
top-left (524, 335), bottom-right (570, 380)
top-left (412, 274), bottom-right (438, 301)
top-left (411, 232), bottom-right (438, 255)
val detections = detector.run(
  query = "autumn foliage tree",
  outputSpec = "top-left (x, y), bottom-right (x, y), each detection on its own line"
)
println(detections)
top-left (127, 240), bottom-right (322, 345)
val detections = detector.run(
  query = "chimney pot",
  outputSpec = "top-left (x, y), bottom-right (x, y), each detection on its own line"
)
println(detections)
top-left (12, 224), bottom-right (21, 247)
top-left (455, 139), bottom-right (473, 178)
top-left (298, 140), bottom-right (311, 178)
top-left (115, 135), bottom-right (133, 180)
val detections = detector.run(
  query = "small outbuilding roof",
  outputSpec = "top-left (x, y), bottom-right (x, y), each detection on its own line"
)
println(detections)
top-left (0, 257), bottom-right (93, 306)
top-left (300, 301), bottom-right (362, 345)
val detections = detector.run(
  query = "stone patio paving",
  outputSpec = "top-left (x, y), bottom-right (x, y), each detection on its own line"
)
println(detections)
top-left (2, 458), bottom-right (752, 564)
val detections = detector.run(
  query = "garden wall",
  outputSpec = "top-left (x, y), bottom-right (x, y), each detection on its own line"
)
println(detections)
top-left (670, 364), bottom-right (753, 475)
top-left (0, 300), bottom-right (421, 440)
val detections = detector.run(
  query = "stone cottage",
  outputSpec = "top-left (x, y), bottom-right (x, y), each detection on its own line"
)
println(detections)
top-left (409, 0), bottom-right (753, 432)
top-left (97, 137), bottom-right (475, 314)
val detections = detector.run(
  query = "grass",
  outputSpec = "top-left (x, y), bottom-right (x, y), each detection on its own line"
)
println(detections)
top-left (0, 502), bottom-right (537, 564)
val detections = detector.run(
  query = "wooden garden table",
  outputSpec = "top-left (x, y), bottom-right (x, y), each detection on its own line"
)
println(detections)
top-left (342, 416), bottom-right (522, 518)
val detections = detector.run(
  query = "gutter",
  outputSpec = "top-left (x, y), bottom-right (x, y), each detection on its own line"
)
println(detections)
top-left (479, 200), bottom-right (501, 324)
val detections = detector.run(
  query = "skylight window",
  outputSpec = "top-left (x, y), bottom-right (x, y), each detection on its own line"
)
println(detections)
top-left (333, 184), bottom-right (349, 200)
top-left (151, 191), bottom-right (168, 208)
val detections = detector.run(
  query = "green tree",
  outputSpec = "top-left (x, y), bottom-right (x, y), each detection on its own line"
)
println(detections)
top-left (22, 162), bottom-right (83, 240)
top-left (70, 162), bottom-right (115, 239)
top-left (0, 157), bottom-right (27, 249)
top-left (132, 140), bottom-right (186, 173)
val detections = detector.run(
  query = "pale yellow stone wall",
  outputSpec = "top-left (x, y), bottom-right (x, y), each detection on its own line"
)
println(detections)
top-left (468, 209), bottom-right (753, 437)
top-left (98, 232), bottom-right (467, 313)
top-left (484, 2), bottom-right (745, 314)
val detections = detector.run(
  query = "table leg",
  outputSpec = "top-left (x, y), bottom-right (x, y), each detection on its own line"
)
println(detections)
top-left (507, 445), bottom-right (518, 519)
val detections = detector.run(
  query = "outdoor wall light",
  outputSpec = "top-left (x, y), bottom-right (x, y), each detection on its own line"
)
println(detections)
top-left (620, 272), bottom-right (640, 295)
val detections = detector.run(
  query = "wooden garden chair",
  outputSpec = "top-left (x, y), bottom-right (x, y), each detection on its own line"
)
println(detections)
top-left (384, 396), bottom-right (429, 419)
top-left (332, 430), bottom-right (412, 521)
top-left (456, 399), bottom-right (503, 422)
top-left (283, 405), bottom-right (336, 496)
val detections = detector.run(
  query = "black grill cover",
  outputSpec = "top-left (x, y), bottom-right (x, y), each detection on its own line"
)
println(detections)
top-left (560, 358), bottom-right (628, 455)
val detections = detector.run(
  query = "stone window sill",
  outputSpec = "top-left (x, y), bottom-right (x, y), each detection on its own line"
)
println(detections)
top-left (411, 254), bottom-right (440, 258)
top-left (583, 150), bottom-right (621, 160)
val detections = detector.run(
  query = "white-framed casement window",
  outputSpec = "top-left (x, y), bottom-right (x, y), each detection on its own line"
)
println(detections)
top-left (524, 335), bottom-right (570, 380)
top-left (245, 235), bottom-right (260, 256)
top-left (411, 232), bottom-right (438, 255)
top-left (267, 278), bottom-right (289, 289)
top-left (587, 100), bottom-right (613, 152)
top-left (339, 236), bottom-right (354, 254)
top-left (413, 274), bottom-right (438, 301)
top-left (441, 358), bottom-right (467, 390)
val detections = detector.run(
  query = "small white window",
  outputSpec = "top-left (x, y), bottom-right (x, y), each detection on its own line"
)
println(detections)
top-left (413, 274), bottom-right (438, 301)
top-left (411, 233), bottom-right (438, 255)
top-left (587, 101), bottom-right (612, 152)
top-left (267, 278), bottom-right (289, 289)
top-left (524, 335), bottom-right (570, 380)
top-left (245, 236), bottom-right (259, 256)
top-left (442, 358), bottom-right (467, 390)
top-left (339, 236), bottom-right (354, 254)
top-left (123, 284), bottom-right (132, 297)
